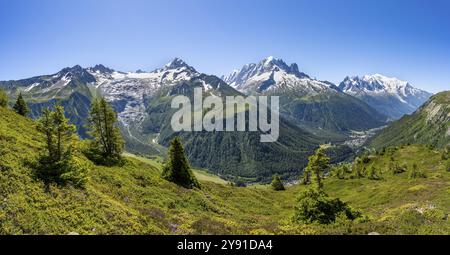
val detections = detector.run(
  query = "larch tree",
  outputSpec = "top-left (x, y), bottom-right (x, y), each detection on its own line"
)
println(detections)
top-left (88, 98), bottom-right (124, 165)
top-left (301, 147), bottom-right (330, 189)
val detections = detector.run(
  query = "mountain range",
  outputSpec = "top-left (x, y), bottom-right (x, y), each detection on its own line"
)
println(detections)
top-left (0, 57), bottom-right (433, 180)
top-left (222, 57), bottom-right (388, 139)
top-left (339, 74), bottom-right (432, 120)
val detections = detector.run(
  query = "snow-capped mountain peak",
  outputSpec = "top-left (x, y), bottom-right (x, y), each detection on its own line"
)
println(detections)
top-left (223, 57), bottom-right (329, 94)
top-left (339, 74), bottom-right (432, 119)
top-left (340, 74), bottom-right (424, 97)
top-left (162, 57), bottom-right (197, 72)
top-left (92, 59), bottom-right (199, 126)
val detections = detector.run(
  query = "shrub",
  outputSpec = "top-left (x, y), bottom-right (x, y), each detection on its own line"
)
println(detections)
top-left (35, 154), bottom-right (89, 188)
top-left (271, 175), bottom-right (285, 191)
top-left (292, 187), bottom-right (362, 225)
top-left (234, 178), bottom-right (246, 187)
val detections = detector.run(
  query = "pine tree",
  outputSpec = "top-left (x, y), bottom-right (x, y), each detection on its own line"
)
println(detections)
top-left (0, 88), bottom-right (8, 107)
top-left (13, 92), bottom-right (29, 116)
top-left (161, 137), bottom-right (200, 189)
top-left (302, 147), bottom-right (330, 189)
top-left (88, 98), bottom-right (124, 165)
top-left (271, 175), bottom-right (285, 191)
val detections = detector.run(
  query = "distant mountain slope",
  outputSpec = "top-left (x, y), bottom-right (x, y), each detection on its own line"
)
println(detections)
top-left (1, 59), bottom-right (335, 180)
top-left (137, 73), bottom-right (325, 181)
top-left (339, 74), bottom-right (432, 120)
top-left (223, 57), bottom-right (387, 136)
top-left (368, 91), bottom-right (450, 149)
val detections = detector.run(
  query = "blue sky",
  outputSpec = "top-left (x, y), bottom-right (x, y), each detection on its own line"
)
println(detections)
top-left (0, 0), bottom-right (449, 92)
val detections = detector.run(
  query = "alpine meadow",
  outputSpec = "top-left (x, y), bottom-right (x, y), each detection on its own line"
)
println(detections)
top-left (0, 0), bottom-right (449, 240)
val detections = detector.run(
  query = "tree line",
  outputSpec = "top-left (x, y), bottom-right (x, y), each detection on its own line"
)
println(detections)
top-left (1, 88), bottom-right (199, 190)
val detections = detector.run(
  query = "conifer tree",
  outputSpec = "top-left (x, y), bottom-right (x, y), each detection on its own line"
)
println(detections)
top-left (35, 105), bottom-right (86, 187)
top-left (88, 98), bottom-right (124, 165)
top-left (161, 137), bottom-right (200, 189)
top-left (52, 105), bottom-right (76, 161)
top-left (13, 92), bottom-right (29, 116)
top-left (271, 174), bottom-right (285, 191)
top-left (37, 108), bottom-right (56, 160)
top-left (0, 88), bottom-right (8, 107)
top-left (37, 105), bottom-right (76, 162)
top-left (302, 147), bottom-right (330, 189)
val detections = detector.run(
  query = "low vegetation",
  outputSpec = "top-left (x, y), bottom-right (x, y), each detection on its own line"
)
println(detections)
top-left (0, 106), bottom-right (449, 234)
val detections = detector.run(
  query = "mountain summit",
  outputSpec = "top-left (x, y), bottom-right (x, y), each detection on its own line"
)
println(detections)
top-left (163, 57), bottom-right (196, 72)
top-left (222, 56), bottom-right (318, 93)
top-left (339, 74), bottom-right (432, 120)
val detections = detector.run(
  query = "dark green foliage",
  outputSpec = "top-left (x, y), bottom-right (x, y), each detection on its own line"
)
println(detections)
top-left (13, 92), bottom-right (29, 116)
top-left (292, 187), bottom-right (362, 225)
top-left (409, 163), bottom-right (426, 179)
top-left (34, 154), bottom-right (89, 187)
top-left (302, 147), bottom-right (330, 189)
top-left (35, 106), bottom-right (87, 187)
top-left (277, 90), bottom-right (387, 134)
top-left (234, 178), bottom-right (247, 187)
top-left (446, 160), bottom-right (450, 172)
top-left (0, 88), bottom-right (8, 107)
top-left (361, 153), bottom-right (371, 164)
top-left (161, 137), bottom-right (200, 189)
top-left (86, 98), bottom-right (124, 166)
top-left (271, 175), bottom-right (285, 191)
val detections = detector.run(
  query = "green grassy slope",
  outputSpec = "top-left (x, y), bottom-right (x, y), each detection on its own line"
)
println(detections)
top-left (368, 91), bottom-right (450, 149)
top-left (1, 107), bottom-right (449, 234)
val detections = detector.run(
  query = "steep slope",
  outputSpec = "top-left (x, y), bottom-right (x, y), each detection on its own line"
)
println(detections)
top-left (339, 74), bottom-right (432, 120)
top-left (1, 108), bottom-right (448, 234)
top-left (368, 91), bottom-right (450, 149)
top-left (223, 57), bottom-right (387, 137)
